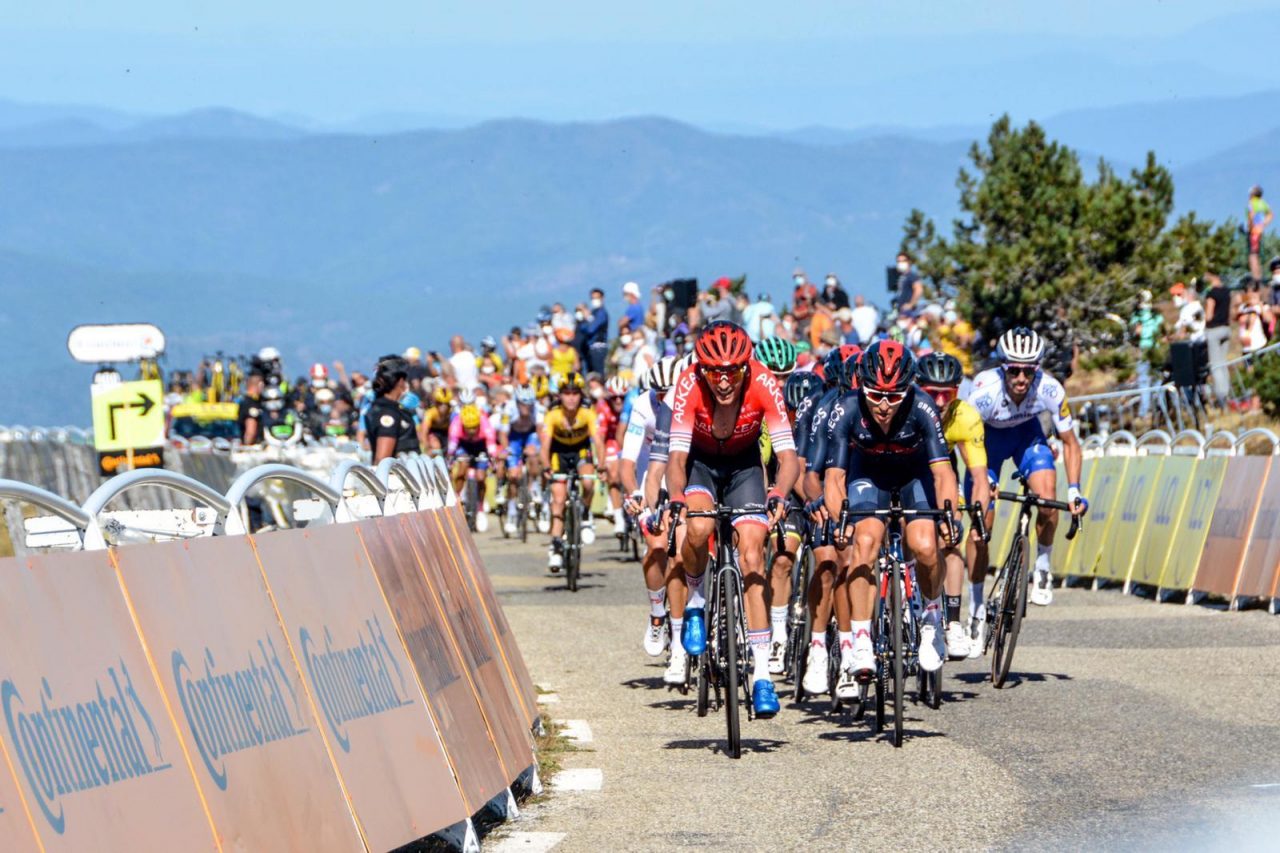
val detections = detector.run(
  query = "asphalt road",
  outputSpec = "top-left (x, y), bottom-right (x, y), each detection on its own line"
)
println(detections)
top-left (480, 524), bottom-right (1280, 852)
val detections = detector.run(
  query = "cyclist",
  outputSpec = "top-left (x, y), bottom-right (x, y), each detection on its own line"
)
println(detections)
top-left (665, 322), bottom-right (799, 718)
top-left (420, 386), bottom-right (454, 453)
top-left (824, 340), bottom-right (961, 680)
top-left (797, 347), bottom-right (863, 698)
top-left (620, 357), bottom-right (682, 657)
top-left (917, 352), bottom-right (991, 659)
top-left (540, 371), bottom-right (605, 571)
top-left (598, 375), bottom-right (630, 534)
top-left (967, 327), bottom-right (1087, 614)
top-left (448, 403), bottom-right (499, 532)
top-left (754, 336), bottom-right (805, 675)
top-left (497, 385), bottom-right (544, 535)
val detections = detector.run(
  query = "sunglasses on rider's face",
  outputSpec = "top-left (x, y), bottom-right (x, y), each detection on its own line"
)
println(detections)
top-left (1003, 364), bottom-right (1038, 378)
top-left (700, 365), bottom-right (746, 383)
top-left (864, 387), bottom-right (908, 404)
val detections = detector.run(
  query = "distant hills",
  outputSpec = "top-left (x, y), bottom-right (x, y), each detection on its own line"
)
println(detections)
top-left (0, 90), bottom-right (1276, 424)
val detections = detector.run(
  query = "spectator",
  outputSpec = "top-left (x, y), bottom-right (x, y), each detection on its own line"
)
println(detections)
top-left (1201, 272), bottom-right (1233, 406)
top-left (581, 288), bottom-right (610, 374)
top-left (892, 252), bottom-right (923, 314)
top-left (448, 335), bottom-right (479, 391)
top-left (1247, 186), bottom-right (1273, 283)
top-left (1170, 282), bottom-right (1206, 342)
top-left (621, 281), bottom-right (646, 331)
top-left (741, 293), bottom-right (777, 341)
top-left (1129, 289), bottom-right (1164, 418)
top-left (820, 273), bottom-right (850, 311)
top-left (850, 294), bottom-right (879, 346)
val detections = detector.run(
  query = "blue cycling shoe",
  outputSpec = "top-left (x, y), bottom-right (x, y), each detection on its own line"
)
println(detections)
top-left (752, 679), bottom-right (780, 718)
top-left (681, 607), bottom-right (707, 656)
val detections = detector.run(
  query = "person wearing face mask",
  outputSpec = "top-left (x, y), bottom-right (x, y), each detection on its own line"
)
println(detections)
top-left (580, 288), bottom-right (610, 375)
top-left (892, 253), bottom-right (923, 315)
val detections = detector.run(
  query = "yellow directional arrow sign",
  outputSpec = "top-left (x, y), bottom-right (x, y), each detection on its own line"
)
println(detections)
top-left (91, 379), bottom-right (166, 474)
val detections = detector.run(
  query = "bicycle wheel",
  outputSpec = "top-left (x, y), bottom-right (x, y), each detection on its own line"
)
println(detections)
top-left (890, 560), bottom-right (905, 748)
top-left (722, 572), bottom-right (742, 759)
top-left (991, 535), bottom-right (1027, 688)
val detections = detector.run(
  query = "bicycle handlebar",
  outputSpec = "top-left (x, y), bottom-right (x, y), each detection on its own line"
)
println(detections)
top-left (996, 491), bottom-right (1082, 540)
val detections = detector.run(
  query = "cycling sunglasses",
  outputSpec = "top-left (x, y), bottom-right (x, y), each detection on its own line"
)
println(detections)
top-left (700, 365), bottom-right (747, 382)
top-left (863, 387), bottom-right (909, 404)
top-left (1003, 364), bottom-right (1039, 377)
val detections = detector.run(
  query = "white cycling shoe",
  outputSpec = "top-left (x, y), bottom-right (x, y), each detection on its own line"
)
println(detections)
top-left (663, 647), bottom-right (687, 685)
top-left (802, 643), bottom-right (829, 695)
top-left (945, 621), bottom-right (971, 660)
top-left (643, 616), bottom-right (669, 657)
top-left (1030, 569), bottom-right (1054, 606)
top-left (918, 622), bottom-right (945, 672)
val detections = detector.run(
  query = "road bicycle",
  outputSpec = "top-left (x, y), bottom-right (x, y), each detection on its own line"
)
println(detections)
top-left (551, 470), bottom-right (596, 592)
top-left (838, 493), bottom-right (956, 748)
top-left (984, 473), bottom-right (1082, 688)
top-left (667, 504), bottom-right (784, 759)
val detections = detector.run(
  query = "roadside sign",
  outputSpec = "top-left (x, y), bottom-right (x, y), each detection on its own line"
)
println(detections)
top-left (68, 323), bottom-right (166, 364)
top-left (91, 379), bottom-right (165, 475)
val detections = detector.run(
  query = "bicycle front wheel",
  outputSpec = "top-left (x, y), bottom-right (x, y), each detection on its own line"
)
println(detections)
top-left (890, 560), bottom-right (905, 748)
top-left (991, 535), bottom-right (1027, 687)
top-left (722, 574), bottom-right (742, 759)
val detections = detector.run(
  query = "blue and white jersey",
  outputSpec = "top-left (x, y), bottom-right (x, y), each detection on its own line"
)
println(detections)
top-left (966, 367), bottom-right (1074, 434)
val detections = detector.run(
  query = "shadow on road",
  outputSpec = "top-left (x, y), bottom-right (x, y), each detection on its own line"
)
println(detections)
top-left (663, 738), bottom-right (789, 756)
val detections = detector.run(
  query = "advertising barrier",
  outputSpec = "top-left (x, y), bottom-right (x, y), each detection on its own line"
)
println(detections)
top-left (0, 550), bottom-right (216, 851)
top-left (250, 522), bottom-right (470, 851)
top-left (1157, 457), bottom-right (1228, 596)
top-left (111, 536), bottom-right (365, 851)
top-left (1190, 457), bottom-right (1271, 601)
top-left (1095, 457), bottom-right (1164, 586)
top-left (357, 518), bottom-right (515, 812)
top-left (1128, 456), bottom-right (1197, 588)
top-left (1235, 462), bottom-right (1280, 605)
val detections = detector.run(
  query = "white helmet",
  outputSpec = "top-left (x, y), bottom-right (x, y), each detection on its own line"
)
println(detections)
top-left (996, 327), bottom-right (1045, 364)
top-left (646, 356), bottom-right (681, 392)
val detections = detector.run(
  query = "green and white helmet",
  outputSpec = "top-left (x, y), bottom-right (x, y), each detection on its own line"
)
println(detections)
top-left (754, 336), bottom-right (797, 374)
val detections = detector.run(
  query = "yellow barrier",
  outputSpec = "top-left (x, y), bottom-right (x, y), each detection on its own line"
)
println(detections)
top-left (1191, 457), bottom-right (1271, 602)
top-left (1128, 456), bottom-right (1197, 588)
top-left (1157, 457), bottom-right (1228, 595)
top-left (1095, 457), bottom-right (1165, 586)
top-left (1063, 457), bottom-right (1130, 579)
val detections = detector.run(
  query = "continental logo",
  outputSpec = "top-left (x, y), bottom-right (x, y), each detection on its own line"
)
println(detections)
top-left (3, 662), bottom-right (170, 834)
top-left (171, 636), bottom-right (309, 791)
top-left (300, 614), bottom-right (415, 754)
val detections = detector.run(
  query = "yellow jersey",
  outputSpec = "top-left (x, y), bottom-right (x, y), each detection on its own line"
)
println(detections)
top-left (544, 405), bottom-right (597, 448)
top-left (942, 399), bottom-right (986, 470)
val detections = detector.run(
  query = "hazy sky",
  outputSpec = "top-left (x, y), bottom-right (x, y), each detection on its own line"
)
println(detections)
top-left (2, 1), bottom-right (1278, 126)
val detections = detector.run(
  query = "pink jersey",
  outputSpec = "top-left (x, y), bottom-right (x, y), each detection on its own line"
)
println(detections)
top-left (448, 412), bottom-right (498, 457)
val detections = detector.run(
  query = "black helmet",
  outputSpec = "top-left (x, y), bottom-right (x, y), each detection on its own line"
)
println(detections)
top-left (917, 352), bottom-right (963, 388)
top-left (784, 371), bottom-right (824, 411)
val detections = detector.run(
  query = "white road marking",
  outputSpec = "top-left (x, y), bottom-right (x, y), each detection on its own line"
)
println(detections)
top-left (552, 768), bottom-right (603, 791)
top-left (556, 719), bottom-right (593, 743)
top-left (536, 692), bottom-right (561, 705)
top-left (489, 831), bottom-right (567, 852)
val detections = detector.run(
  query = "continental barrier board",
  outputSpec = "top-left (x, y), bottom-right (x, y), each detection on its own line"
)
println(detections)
top-left (437, 503), bottom-right (539, 726)
top-left (250, 523), bottom-right (468, 850)
top-left (112, 537), bottom-right (363, 851)
top-left (0, 550), bottom-right (215, 851)
top-left (398, 514), bottom-right (534, 785)
top-left (356, 519), bottom-right (512, 811)
top-left (1191, 457), bottom-right (1270, 600)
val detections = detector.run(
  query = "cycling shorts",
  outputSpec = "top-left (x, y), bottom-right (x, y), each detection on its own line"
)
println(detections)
top-left (966, 419), bottom-right (1054, 497)
top-left (550, 441), bottom-right (593, 474)
top-left (506, 430), bottom-right (540, 464)
top-left (683, 448), bottom-right (767, 528)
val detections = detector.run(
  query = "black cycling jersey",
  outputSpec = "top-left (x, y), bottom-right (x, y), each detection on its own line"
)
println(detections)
top-left (366, 396), bottom-right (420, 456)
top-left (826, 386), bottom-right (949, 476)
